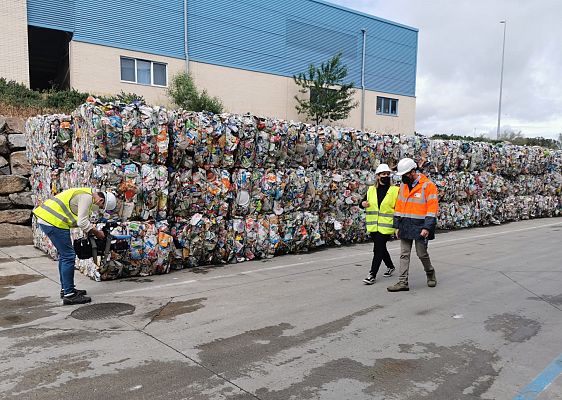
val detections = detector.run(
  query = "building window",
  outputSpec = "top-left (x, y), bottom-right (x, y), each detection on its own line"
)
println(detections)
top-left (377, 96), bottom-right (398, 116)
top-left (120, 57), bottom-right (167, 87)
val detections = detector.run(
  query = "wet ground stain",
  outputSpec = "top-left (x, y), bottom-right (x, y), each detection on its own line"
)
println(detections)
top-left (3, 352), bottom-right (94, 397)
top-left (189, 265), bottom-right (225, 275)
top-left (4, 328), bottom-right (111, 353)
top-left (527, 293), bottom-right (562, 306)
top-left (121, 278), bottom-right (154, 283)
top-left (17, 255), bottom-right (51, 260)
top-left (0, 274), bottom-right (43, 298)
top-left (0, 296), bottom-right (55, 328)
top-left (256, 342), bottom-right (500, 400)
top-left (484, 313), bottom-right (541, 343)
top-left (1, 360), bottom-right (249, 400)
top-left (195, 305), bottom-right (382, 377)
top-left (145, 298), bottom-right (207, 322)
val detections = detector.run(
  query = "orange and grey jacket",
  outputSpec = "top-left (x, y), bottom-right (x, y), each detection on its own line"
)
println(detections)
top-left (393, 174), bottom-right (439, 240)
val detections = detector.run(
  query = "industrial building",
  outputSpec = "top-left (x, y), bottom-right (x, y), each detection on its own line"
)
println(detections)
top-left (1, 0), bottom-right (418, 133)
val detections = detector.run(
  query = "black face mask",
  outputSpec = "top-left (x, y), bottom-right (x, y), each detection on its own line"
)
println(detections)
top-left (402, 174), bottom-right (413, 185)
top-left (380, 176), bottom-right (391, 186)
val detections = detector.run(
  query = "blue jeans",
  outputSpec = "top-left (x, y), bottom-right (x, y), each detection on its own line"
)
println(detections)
top-left (39, 224), bottom-right (76, 295)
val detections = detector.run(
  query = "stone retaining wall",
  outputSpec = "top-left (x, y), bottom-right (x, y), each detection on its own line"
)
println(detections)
top-left (0, 116), bottom-right (33, 246)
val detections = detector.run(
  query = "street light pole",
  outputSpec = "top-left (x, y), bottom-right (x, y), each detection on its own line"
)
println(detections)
top-left (496, 20), bottom-right (507, 140)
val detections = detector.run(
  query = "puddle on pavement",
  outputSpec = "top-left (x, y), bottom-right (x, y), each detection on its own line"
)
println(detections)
top-left (196, 305), bottom-right (382, 377)
top-left (256, 342), bottom-right (500, 400)
top-left (0, 296), bottom-right (55, 328)
top-left (0, 274), bottom-right (44, 298)
top-left (145, 298), bottom-right (207, 322)
top-left (484, 313), bottom-right (541, 342)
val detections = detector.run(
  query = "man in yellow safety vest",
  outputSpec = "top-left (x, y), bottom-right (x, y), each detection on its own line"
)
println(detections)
top-left (33, 188), bottom-right (117, 305)
top-left (361, 163), bottom-right (399, 285)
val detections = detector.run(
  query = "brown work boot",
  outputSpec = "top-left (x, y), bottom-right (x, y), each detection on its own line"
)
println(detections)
top-left (387, 281), bottom-right (409, 292)
top-left (426, 270), bottom-right (437, 287)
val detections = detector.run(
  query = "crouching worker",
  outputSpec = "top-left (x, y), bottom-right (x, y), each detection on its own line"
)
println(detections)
top-left (33, 188), bottom-right (117, 305)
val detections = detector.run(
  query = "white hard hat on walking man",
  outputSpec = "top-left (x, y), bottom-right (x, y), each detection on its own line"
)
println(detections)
top-left (395, 158), bottom-right (417, 176)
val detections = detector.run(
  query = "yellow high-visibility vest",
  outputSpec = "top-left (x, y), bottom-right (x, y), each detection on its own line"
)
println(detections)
top-left (33, 188), bottom-right (93, 230)
top-left (365, 185), bottom-right (399, 234)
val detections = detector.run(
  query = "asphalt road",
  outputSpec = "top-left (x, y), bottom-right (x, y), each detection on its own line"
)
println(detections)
top-left (1, 217), bottom-right (561, 400)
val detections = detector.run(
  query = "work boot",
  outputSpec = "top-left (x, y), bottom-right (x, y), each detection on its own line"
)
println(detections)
top-left (60, 288), bottom-right (87, 299)
top-left (387, 281), bottom-right (409, 292)
top-left (62, 291), bottom-right (92, 305)
top-left (426, 270), bottom-right (437, 287)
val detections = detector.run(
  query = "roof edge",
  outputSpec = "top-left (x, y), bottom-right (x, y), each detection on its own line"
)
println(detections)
top-left (308, 0), bottom-right (419, 32)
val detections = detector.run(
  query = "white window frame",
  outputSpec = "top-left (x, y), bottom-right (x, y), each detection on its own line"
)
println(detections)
top-left (376, 96), bottom-right (399, 117)
top-left (120, 57), bottom-right (168, 87)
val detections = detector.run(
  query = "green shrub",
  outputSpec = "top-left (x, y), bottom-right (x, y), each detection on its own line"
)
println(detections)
top-left (44, 89), bottom-right (89, 111)
top-left (99, 90), bottom-right (146, 104)
top-left (168, 73), bottom-right (223, 113)
top-left (0, 78), bottom-right (43, 108)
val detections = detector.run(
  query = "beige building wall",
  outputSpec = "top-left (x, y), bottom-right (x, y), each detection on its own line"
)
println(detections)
top-left (69, 41), bottom-right (185, 106)
top-left (191, 61), bottom-right (416, 134)
top-left (0, 0), bottom-right (30, 86)
top-left (69, 42), bottom-right (415, 134)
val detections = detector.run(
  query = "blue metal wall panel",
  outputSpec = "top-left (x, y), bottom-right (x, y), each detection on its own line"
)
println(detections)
top-left (72, 0), bottom-right (185, 59)
top-left (27, 0), bottom-right (74, 32)
top-left (27, 0), bottom-right (185, 59)
top-left (26, 0), bottom-right (417, 96)
top-left (188, 0), bottom-right (418, 96)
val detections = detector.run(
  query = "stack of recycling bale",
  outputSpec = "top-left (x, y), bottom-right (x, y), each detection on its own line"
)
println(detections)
top-left (426, 140), bottom-right (562, 228)
top-left (0, 116), bottom-right (34, 246)
top-left (168, 114), bottom-right (379, 267)
top-left (25, 114), bottom-right (78, 256)
top-left (70, 101), bottom-right (174, 280)
top-left (26, 100), bottom-right (562, 280)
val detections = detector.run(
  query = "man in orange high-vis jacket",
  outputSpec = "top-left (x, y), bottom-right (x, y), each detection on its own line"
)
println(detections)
top-left (387, 158), bottom-right (438, 292)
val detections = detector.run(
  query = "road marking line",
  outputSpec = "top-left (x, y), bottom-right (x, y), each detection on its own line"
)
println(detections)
top-left (513, 353), bottom-right (562, 399)
top-left (114, 220), bottom-right (561, 295)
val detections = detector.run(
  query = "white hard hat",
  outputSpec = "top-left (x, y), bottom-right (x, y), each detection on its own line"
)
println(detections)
top-left (374, 163), bottom-right (392, 175)
top-left (396, 158), bottom-right (417, 176)
top-left (103, 192), bottom-right (117, 212)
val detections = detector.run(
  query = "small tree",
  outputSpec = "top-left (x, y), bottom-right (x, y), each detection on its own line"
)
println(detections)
top-left (168, 72), bottom-right (223, 114)
top-left (293, 53), bottom-right (357, 126)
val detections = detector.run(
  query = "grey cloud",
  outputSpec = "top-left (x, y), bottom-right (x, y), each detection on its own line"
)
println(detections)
top-left (330, 0), bottom-right (562, 138)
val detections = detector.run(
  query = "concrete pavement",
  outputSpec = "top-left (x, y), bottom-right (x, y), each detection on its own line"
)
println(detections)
top-left (1, 217), bottom-right (561, 399)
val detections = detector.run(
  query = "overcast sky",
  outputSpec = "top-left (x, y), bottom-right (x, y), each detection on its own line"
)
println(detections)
top-left (330, 0), bottom-right (562, 139)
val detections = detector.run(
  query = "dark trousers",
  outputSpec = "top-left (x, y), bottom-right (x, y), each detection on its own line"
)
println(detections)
top-left (370, 232), bottom-right (395, 276)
